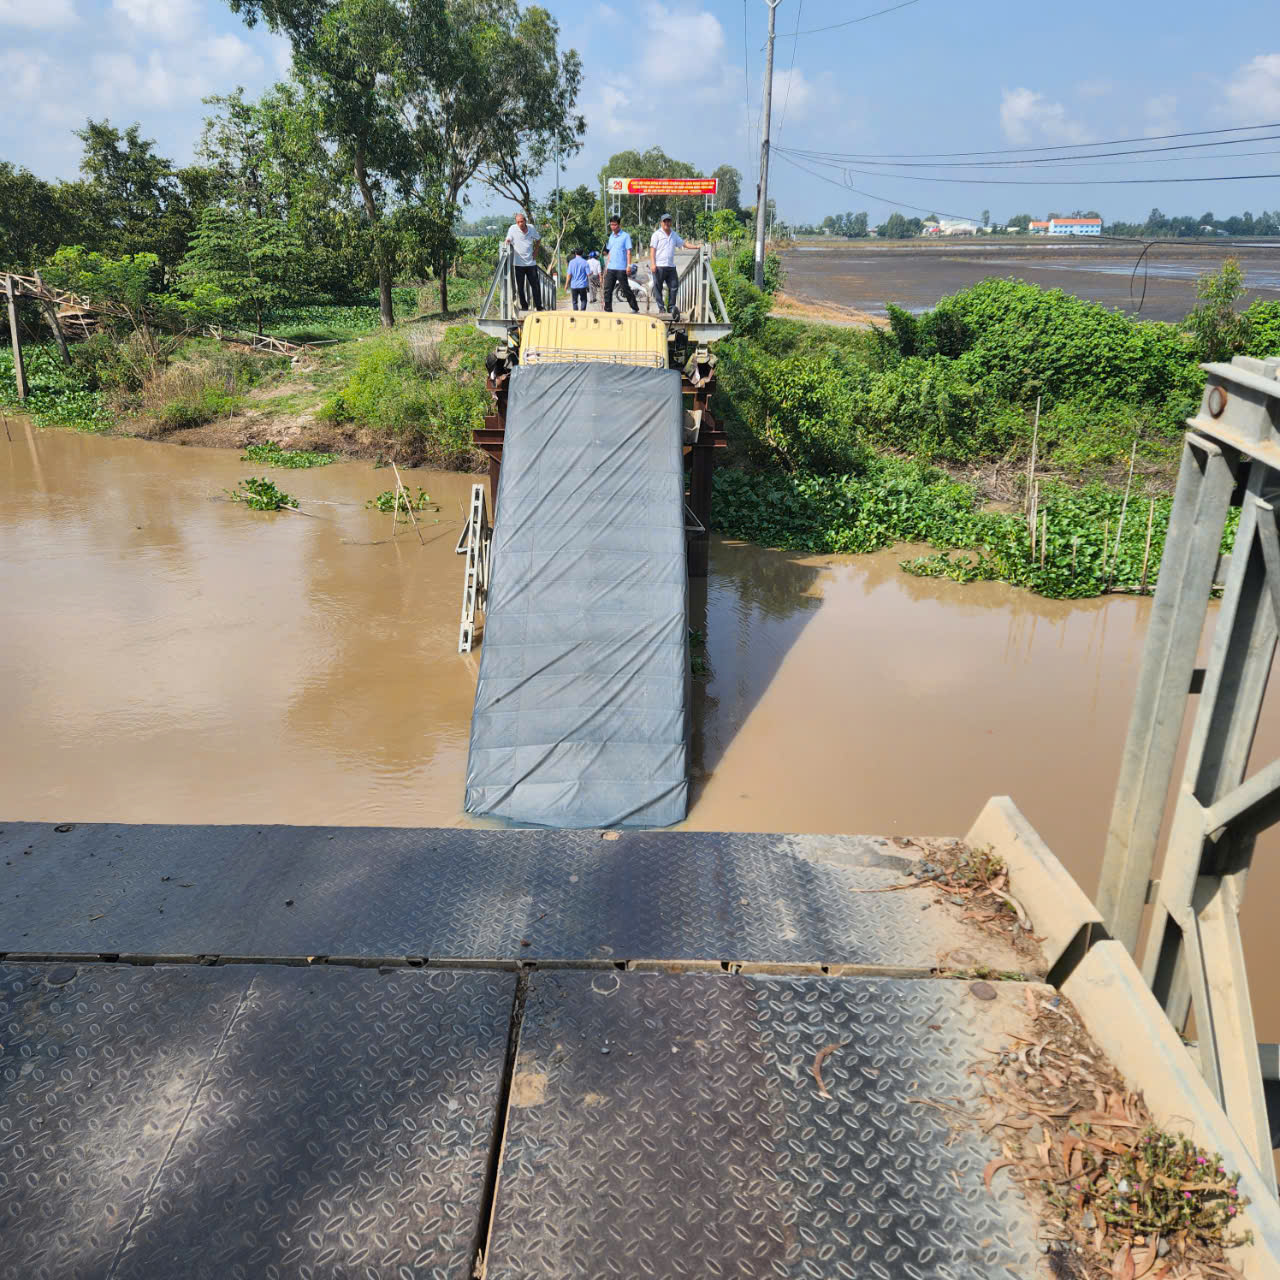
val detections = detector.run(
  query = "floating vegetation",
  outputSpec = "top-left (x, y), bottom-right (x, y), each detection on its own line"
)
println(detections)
top-left (240, 440), bottom-right (338, 469)
top-left (227, 476), bottom-right (299, 510)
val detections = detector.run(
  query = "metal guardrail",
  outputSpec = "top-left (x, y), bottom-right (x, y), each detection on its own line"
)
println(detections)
top-left (1098, 353), bottom-right (1280, 1191)
top-left (477, 245), bottom-right (731, 343)
top-left (477, 245), bottom-right (558, 337)
top-left (675, 247), bottom-right (733, 342)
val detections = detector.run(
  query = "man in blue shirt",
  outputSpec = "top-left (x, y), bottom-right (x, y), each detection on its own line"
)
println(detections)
top-left (602, 215), bottom-right (639, 314)
top-left (566, 248), bottom-right (590, 310)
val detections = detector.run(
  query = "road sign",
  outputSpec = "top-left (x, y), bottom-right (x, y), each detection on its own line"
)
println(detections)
top-left (608, 178), bottom-right (718, 196)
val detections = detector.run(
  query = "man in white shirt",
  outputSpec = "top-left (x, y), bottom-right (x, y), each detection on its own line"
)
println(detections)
top-left (649, 213), bottom-right (685, 316)
top-left (586, 251), bottom-right (602, 302)
top-left (504, 212), bottom-right (542, 311)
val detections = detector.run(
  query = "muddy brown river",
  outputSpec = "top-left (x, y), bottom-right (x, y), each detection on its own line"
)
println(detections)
top-left (3, 423), bottom-right (1279, 1041)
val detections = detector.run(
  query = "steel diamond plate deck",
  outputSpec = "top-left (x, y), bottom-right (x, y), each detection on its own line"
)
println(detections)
top-left (0, 823), bottom-right (972, 967)
top-left (487, 972), bottom-right (1039, 1280)
top-left (0, 962), bottom-right (514, 1280)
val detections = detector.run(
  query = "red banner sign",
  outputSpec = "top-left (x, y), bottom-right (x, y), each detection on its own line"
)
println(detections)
top-left (608, 177), bottom-right (718, 196)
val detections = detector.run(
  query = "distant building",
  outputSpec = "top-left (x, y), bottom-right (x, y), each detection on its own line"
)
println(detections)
top-left (1048, 217), bottom-right (1102, 236)
top-left (1029, 221), bottom-right (1051, 234)
top-left (923, 218), bottom-right (978, 236)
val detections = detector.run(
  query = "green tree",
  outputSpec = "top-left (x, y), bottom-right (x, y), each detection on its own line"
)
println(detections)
top-left (177, 206), bottom-right (305, 333)
top-left (394, 0), bottom-right (585, 312)
top-left (538, 184), bottom-right (596, 273)
top-left (227, 0), bottom-right (426, 327)
top-left (480, 3), bottom-right (585, 216)
top-left (1007, 213), bottom-right (1032, 231)
top-left (0, 164), bottom-right (77, 270)
top-left (42, 246), bottom-right (172, 358)
top-left (73, 120), bottom-right (215, 274)
top-left (850, 211), bottom-right (868, 238)
top-left (1186, 258), bottom-right (1251, 362)
top-left (711, 164), bottom-right (742, 211)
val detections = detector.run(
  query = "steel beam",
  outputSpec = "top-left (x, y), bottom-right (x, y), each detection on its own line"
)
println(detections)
top-left (1097, 434), bottom-right (1236, 951)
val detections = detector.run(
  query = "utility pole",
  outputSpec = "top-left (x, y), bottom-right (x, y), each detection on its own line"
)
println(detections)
top-left (753, 0), bottom-right (781, 289)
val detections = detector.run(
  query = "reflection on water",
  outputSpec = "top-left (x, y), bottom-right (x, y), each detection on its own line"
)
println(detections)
top-left (3, 425), bottom-right (1278, 1038)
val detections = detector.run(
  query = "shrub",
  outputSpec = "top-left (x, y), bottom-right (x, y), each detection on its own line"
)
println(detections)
top-left (730, 245), bottom-right (783, 294)
top-left (1186, 258), bottom-right (1250, 363)
top-left (0, 342), bottom-right (112, 431)
top-left (320, 325), bottom-right (488, 466)
top-left (141, 347), bottom-right (270, 431)
top-left (1244, 299), bottom-right (1280, 358)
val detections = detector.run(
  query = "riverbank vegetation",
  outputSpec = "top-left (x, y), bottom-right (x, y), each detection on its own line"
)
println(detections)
top-left (709, 253), bottom-right (1273, 597)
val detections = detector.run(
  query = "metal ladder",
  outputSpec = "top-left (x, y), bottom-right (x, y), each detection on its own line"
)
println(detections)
top-left (456, 483), bottom-right (492, 653)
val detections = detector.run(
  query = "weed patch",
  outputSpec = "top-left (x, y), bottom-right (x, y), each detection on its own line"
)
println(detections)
top-left (227, 476), bottom-right (298, 510)
top-left (241, 440), bottom-right (338, 468)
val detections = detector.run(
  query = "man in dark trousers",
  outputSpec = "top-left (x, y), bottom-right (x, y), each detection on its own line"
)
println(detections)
top-left (504, 211), bottom-right (541, 311)
top-left (602, 215), bottom-right (638, 313)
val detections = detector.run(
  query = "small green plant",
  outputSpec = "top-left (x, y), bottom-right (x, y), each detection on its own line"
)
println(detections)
top-left (367, 487), bottom-right (432, 513)
top-left (1186, 258), bottom-right (1251, 363)
top-left (1045, 1128), bottom-right (1248, 1247)
top-left (227, 476), bottom-right (299, 510)
top-left (241, 440), bottom-right (338, 468)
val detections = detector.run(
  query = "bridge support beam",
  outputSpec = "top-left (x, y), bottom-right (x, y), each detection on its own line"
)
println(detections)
top-left (4, 275), bottom-right (28, 401)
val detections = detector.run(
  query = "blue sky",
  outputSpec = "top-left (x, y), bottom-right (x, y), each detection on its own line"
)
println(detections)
top-left (4, 0), bottom-right (1279, 226)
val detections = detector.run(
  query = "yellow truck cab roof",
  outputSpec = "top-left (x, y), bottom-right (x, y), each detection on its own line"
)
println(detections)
top-left (519, 311), bottom-right (668, 368)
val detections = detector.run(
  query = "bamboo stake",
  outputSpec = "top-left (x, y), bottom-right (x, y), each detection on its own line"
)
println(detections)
top-left (1071, 537), bottom-right (1079, 575)
top-left (1102, 519), bottom-right (1110, 584)
top-left (392, 460), bottom-right (425, 546)
top-left (1040, 509), bottom-right (1047, 568)
top-left (1107, 437), bottom-right (1139, 593)
top-left (390, 484), bottom-right (400, 538)
top-left (1140, 497), bottom-right (1155, 594)
top-left (1026, 394), bottom-right (1041, 516)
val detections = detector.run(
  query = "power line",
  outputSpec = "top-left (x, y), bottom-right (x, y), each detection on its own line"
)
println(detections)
top-left (781, 121), bottom-right (1280, 161)
top-left (786, 131), bottom-right (1280, 169)
top-left (775, 0), bottom-right (921, 37)
top-left (779, 151), bottom-right (1280, 185)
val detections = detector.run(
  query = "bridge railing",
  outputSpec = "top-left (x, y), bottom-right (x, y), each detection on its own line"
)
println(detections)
top-left (674, 247), bottom-right (733, 342)
top-left (477, 245), bottom-right (557, 337)
top-left (1098, 353), bottom-right (1280, 1191)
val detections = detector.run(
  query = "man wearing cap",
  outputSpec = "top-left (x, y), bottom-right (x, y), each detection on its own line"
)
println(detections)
top-left (504, 211), bottom-right (541, 312)
top-left (602, 215), bottom-right (638, 314)
top-left (649, 213), bottom-right (685, 316)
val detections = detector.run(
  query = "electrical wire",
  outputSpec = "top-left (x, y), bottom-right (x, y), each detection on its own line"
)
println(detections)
top-left (778, 121), bottom-right (1280, 161)
top-left (771, 149), bottom-right (1235, 316)
top-left (775, 0), bottom-right (921, 37)
top-left (782, 154), bottom-right (1280, 185)
top-left (785, 132), bottom-right (1280, 168)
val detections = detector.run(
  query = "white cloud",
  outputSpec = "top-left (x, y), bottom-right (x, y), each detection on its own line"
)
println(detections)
top-left (111, 0), bottom-right (199, 41)
top-left (1223, 53), bottom-right (1280, 120)
top-left (1143, 93), bottom-right (1177, 137)
top-left (999, 87), bottom-right (1089, 145)
top-left (0, 0), bottom-right (76, 28)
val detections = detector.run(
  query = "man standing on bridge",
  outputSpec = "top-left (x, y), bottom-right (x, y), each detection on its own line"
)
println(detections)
top-left (649, 213), bottom-right (684, 317)
top-left (602, 215), bottom-right (639, 314)
top-left (505, 211), bottom-right (542, 312)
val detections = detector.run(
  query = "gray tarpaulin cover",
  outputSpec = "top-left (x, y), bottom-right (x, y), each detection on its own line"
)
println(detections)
top-left (465, 361), bottom-right (689, 827)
